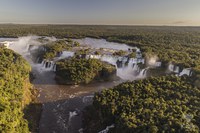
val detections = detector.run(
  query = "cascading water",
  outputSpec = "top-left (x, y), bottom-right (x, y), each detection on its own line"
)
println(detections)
top-left (98, 124), bottom-right (115, 133)
top-left (87, 54), bottom-right (147, 80)
top-left (168, 64), bottom-right (175, 72)
top-left (1, 36), bottom-right (195, 133)
top-left (5, 36), bottom-right (42, 64)
top-left (138, 68), bottom-right (148, 77)
top-left (179, 68), bottom-right (192, 76)
top-left (168, 64), bottom-right (192, 77)
top-left (67, 111), bottom-right (78, 129)
top-left (38, 51), bottom-right (75, 72)
top-left (10, 37), bottom-right (147, 80)
top-left (174, 66), bottom-right (180, 73)
top-left (3, 36), bottom-right (61, 73)
top-left (4, 36), bottom-right (192, 79)
top-left (55, 51), bottom-right (74, 61)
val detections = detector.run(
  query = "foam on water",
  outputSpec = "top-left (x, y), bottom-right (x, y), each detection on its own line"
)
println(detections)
top-left (98, 124), bottom-right (115, 133)
top-left (179, 68), bottom-right (192, 76)
top-left (55, 51), bottom-right (75, 61)
top-left (87, 54), bottom-right (147, 80)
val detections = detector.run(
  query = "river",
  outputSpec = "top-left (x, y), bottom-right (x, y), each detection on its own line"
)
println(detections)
top-left (1, 36), bottom-right (191, 133)
top-left (2, 36), bottom-right (138, 133)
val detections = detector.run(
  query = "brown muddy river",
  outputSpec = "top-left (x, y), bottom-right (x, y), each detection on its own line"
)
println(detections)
top-left (32, 69), bottom-right (122, 133)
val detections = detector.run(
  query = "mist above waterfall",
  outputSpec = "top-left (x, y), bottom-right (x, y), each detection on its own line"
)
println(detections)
top-left (45, 36), bottom-right (57, 42)
top-left (4, 37), bottom-right (190, 81)
top-left (5, 36), bottom-right (42, 64)
top-left (4, 36), bottom-right (58, 73)
top-left (8, 36), bottom-right (41, 54)
top-left (146, 55), bottom-right (157, 66)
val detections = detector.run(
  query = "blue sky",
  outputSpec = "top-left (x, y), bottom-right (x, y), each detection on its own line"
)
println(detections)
top-left (0, 0), bottom-right (200, 25)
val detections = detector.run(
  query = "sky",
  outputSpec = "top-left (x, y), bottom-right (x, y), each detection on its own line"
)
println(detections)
top-left (0, 0), bottom-right (200, 26)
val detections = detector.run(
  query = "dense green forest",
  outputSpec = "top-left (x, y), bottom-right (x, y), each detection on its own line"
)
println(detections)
top-left (37, 39), bottom-right (80, 60)
top-left (0, 25), bottom-right (200, 132)
top-left (39, 40), bottom-right (71, 60)
top-left (0, 47), bottom-right (35, 132)
top-left (83, 76), bottom-right (200, 133)
top-left (0, 24), bottom-right (200, 70)
top-left (55, 58), bottom-right (116, 84)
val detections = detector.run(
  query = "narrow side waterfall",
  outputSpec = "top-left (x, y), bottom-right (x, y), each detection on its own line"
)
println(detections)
top-left (138, 68), bottom-right (148, 77)
top-left (179, 68), bottom-right (192, 76)
top-left (168, 64), bottom-right (174, 72)
top-left (67, 111), bottom-right (78, 129)
top-left (98, 124), bottom-right (115, 133)
top-left (55, 51), bottom-right (75, 61)
top-left (174, 66), bottom-right (180, 73)
top-left (168, 64), bottom-right (192, 77)
top-left (36, 51), bottom-right (74, 72)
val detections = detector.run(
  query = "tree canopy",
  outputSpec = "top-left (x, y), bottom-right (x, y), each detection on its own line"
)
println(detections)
top-left (55, 58), bottom-right (116, 84)
top-left (0, 47), bottom-right (33, 132)
top-left (83, 76), bottom-right (200, 133)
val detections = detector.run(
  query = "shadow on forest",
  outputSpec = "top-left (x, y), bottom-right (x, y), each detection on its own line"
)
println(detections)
top-left (24, 95), bottom-right (92, 133)
top-left (24, 103), bottom-right (42, 133)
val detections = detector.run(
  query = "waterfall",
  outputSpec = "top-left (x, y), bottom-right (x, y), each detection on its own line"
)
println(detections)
top-left (100, 55), bottom-right (118, 65)
top-left (139, 68), bottom-right (148, 77)
top-left (98, 124), bottom-right (115, 133)
top-left (168, 64), bottom-right (174, 72)
top-left (57, 51), bottom-right (74, 60)
top-left (179, 68), bottom-right (192, 76)
top-left (133, 64), bottom-right (140, 72)
top-left (168, 64), bottom-right (192, 77)
top-left (174, 66), bottom-right (180, 73)
top-left (35, 51), bottom-right (74, 72)
top-left (136, 51), bottom-right (142, 58)
top-left (53, 64), bottom-right (57, 72)
top-left (36, 57), bottom-right (40, 63)
top-left (68, 111), bottom-right (78, 127)
top-left (168, 64), bottom-right (179, 73)
top-left (38, 59), bottom-right (56, 71)
top-left (3, 37), bottom-right (149, 80)
top-left (87, 53), bottom-right (146, 80)
top-left (155, 62), bottom-right (162, 67)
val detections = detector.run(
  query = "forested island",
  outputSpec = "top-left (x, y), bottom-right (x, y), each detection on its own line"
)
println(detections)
top-left (55, 58), bottom-right (116, 84)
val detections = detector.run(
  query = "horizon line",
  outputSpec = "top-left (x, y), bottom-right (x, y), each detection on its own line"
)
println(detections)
top-left (0, 23), bottom-right (200, 27)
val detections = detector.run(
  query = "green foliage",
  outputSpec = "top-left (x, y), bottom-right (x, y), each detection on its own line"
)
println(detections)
top-left (74, 49), bottom-right (90, 57)
top-left (113, 50), bottom-right (127, 56)
top-left (94, 51), bottom-right (101, 55)
top-left (0, 48), bottom-right (32, 132)
top-left (55, 58), bottom-right (116, 84)
top-left (42, 40), bottom-right (72, 59)
top-left (83, 76), bottom-right (200, 133)
top-left (0, 24), bottom-right (200, 70)
top-left (106, 29), bottom-right (200, 70)
top-left (128, 52), bottom-right (136, 58)
top-left (74, 41), bottom-right (80, 46)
